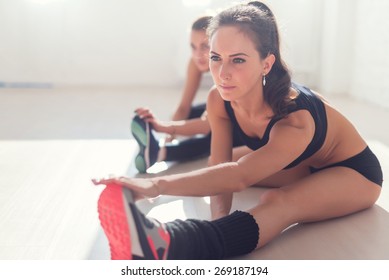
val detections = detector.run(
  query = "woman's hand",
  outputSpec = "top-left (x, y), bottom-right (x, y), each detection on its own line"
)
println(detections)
top-left (92, 175), bottom-right (160, 200)
top-left (134, 107), bottom-right (172, 134)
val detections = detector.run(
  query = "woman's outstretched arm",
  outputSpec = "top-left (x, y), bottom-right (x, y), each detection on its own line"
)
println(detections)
top-left (135, 107), bottom-right (210, 136)
top-left (172, 59), bottom-right (202, 121)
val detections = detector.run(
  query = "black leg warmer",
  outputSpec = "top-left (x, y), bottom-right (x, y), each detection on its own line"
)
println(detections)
top-left (166, 210), bottom-right (259, 260)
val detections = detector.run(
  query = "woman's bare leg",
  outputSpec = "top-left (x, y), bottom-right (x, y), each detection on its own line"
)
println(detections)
top-left (247, 167), bottom-right (381, 248)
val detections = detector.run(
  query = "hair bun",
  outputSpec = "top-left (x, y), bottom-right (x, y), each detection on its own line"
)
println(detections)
top-left (248, 1), bottom-right (274, 17)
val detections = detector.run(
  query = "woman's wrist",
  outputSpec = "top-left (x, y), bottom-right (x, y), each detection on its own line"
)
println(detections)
top-left (149, 178), bottom-right (161, 196)
top-left (170, 124), bottom-right (176, 136)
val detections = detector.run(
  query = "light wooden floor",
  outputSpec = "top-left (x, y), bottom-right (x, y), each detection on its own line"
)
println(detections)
top-left (0, 87), bottom-right (388, 260)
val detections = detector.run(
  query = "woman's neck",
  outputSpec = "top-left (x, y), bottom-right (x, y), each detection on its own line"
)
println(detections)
top-left (231, 88), bottom-right (273, 120)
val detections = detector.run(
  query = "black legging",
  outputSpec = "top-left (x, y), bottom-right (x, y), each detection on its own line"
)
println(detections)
top-left (164, 103), bottom-right (244, 162)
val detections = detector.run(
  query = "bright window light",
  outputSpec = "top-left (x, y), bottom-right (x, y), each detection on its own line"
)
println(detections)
top-left (28, 0), bottom-right (63, 4)
top-left (182, 0), bottom-right (211, 7)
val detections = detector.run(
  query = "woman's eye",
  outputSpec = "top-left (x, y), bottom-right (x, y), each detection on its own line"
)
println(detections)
top-left (233, 58), bottom-right (245, 64)
top-left (210, 55), bottom-right (221, 61)
top-left (201, 44), bottom-right (210, 51)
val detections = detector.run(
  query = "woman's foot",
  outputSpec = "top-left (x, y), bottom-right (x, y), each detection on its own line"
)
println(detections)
top-left (97, 183), bottom-right (170, 259)
top-left (131, 115), bottom-right (160, 173)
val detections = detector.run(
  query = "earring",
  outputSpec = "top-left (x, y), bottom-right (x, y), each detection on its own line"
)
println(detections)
top-left (262, 74), bottom-right (266, 86)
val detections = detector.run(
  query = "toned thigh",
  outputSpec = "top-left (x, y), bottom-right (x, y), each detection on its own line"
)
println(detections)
top-left (232, 148), bottom-right (312, 188)
top-left (252, 164), bottom-right (312, 188)
top-left (248, 166), bottom-right (381, 248)
top-left (280, 166), bottom-right (381, 223)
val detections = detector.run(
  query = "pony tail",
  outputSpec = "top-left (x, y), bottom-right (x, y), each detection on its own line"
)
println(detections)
top-left (247, 1), bottom-right (274, 18)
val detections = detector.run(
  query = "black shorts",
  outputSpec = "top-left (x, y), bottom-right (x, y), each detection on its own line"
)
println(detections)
top-left (310, 146), bottom-right (383, 187)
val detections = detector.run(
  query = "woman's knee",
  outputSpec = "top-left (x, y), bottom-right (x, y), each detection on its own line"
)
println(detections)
top-left (260, 189), bottom-right (287, 205)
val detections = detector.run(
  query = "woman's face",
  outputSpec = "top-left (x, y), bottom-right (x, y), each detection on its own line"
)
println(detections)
top-left (190, 30), bottom-right (210, 72)
top-left (209, 26), bottom-right (264, 102)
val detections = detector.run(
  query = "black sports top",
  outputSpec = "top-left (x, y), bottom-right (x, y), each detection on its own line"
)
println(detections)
top-left (224, 83), bottom-right (327, 169)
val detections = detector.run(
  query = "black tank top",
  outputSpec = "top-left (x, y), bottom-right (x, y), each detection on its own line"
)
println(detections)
top-left (224, 83), bottom-right (327, 169)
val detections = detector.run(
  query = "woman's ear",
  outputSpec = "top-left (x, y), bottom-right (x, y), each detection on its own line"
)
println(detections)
top-left (263, 54), bottom-right (276, 74)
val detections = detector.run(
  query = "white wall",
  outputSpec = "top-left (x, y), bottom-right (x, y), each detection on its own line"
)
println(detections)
top-left (350, 0), bottom-right (389, 107)
top-left (317, 0), bottom-right (356, 95)
top-left (0, 0), bottom-right (192, 87)
top-left (1, 0), bottom-right (388, 109)
top-left (273, 0), bottom-right (323, 88)
top-left (0, 0), bottom-right (321, 89)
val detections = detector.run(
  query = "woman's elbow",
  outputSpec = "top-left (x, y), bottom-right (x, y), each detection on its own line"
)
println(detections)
top-left (231, 163), bottom-right (251, 192)
top-left (232, 181), bottom-right (248, 192)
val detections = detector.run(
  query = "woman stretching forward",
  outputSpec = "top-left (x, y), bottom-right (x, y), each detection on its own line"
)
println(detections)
top-left (93, 1), bottom-right (383, 260)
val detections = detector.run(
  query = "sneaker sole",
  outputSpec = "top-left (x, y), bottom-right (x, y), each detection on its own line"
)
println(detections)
top-left (98, 184), bottom-right (170, 260)
top-left (98, 184), bottom-right (134, 260)
top-left (131, 120), bottom-right (150, 173)
top-left (131, 120), bottom-right (148, 146)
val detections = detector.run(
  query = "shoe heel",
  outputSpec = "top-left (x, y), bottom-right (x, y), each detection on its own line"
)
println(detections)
top-left (134, 153), bottom-right (147, 173)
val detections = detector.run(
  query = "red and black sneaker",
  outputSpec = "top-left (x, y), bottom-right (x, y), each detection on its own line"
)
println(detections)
top-left (98, 183), bottom-right (170, 260)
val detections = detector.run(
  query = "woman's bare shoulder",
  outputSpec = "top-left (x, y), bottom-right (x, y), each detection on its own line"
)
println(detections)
top-left (207, 86), bottom-right (229, 118)
top-left (207, 85), bottom-right (220, 101)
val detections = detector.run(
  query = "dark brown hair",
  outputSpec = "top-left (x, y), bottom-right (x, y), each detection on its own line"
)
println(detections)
top-left (192, 16), bottom-right (212, 31)
top-left (207, 1), bottom-right (292, 118)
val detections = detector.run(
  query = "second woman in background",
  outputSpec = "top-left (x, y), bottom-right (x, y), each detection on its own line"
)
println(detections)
top-left (131, 16), bottom-right (243, 173)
